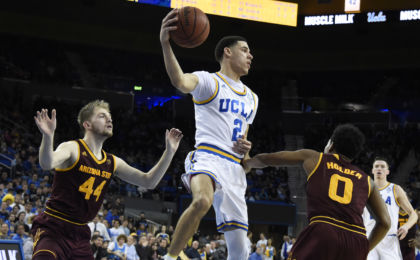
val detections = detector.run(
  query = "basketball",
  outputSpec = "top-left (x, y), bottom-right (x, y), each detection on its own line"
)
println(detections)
top-left (170, 6), bottom-right (210, 48)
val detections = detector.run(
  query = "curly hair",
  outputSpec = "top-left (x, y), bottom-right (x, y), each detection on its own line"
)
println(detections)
top-left (331, 124), bottom-right (365, 160)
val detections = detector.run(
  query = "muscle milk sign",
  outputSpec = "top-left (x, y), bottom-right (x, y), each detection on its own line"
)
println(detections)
top-left (304, 14), bottom-right (355, 26)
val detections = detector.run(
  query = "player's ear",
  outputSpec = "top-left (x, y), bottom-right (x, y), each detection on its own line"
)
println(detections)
top-left (224, 47), bottom-right (232, 58)
top-left (83, 121), bottom-right (91, 130)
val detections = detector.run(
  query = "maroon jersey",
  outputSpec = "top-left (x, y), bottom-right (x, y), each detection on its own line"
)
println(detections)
top-left (306, 153), bottom-right (371, 236)
top-left (45, 139), bottom-right (115, 224)
top-left (399, 211), bottom-right (416, 260)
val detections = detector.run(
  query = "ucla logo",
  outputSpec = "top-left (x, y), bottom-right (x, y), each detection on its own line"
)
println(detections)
top-left (219, 98), bottom-right (253, 120)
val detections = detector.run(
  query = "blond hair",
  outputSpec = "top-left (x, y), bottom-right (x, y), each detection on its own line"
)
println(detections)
top-left (77, 100), bottom-right (110, 131)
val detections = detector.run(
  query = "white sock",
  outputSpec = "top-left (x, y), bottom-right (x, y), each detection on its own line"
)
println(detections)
top-left (164, 254), bottom-right (177, 260)
top-left (224, 228), bottom-right (249, 260)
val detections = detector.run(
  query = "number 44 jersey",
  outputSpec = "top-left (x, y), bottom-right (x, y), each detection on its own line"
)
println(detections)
top-left (45, 139), bottom-right (115, 224)
top-left (306, 153), bottom-right (371, 235)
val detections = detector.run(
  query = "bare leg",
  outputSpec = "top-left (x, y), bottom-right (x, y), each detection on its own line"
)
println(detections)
top-left (167, 174), bottom-right (214, 256)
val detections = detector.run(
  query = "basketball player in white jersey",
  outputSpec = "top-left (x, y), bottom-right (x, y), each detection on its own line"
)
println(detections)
top-left (363, 157), bottom-right (418, 260)
top-left (160, 9), bottom-right (258, 260)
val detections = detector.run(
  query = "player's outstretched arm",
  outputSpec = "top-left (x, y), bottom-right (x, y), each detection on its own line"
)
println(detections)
top-left (366, 180), bottom-right (391, 251)
top-left (243, 149), bottom-right (319, 175)
top-left (34, 109), bottom-right (75, 170)
top-left (114, 128), bottom-right (183, 189)
top-left (160, 9), bottom-right (199, 93)
top-left (396, 185), bottom-right (418, 240)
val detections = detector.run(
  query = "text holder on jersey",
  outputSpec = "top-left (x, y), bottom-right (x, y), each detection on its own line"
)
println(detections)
top-left (219, 98), bottom-right (253, 141)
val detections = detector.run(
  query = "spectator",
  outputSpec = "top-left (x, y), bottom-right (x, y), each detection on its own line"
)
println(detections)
top-left (91, 235), bottom-right (108, 260)
top-left (0, 223), bottom-right (11, 239)
top-left (125, 234), bottom-right (140, 260)
top-left (23, 234), bottom-right (34, 260)
top-left (2, 193), bottom-right (14, 211)
top-left (249, 247), bottom-right (263, 260)
top-left (280, 235), bottom-right (292, 260)
top-left (16, 211), bottom-right (30, 232)
top-left (88, 215), bottom-right (111, 242)
top-left (108, 234), bottom-right (127, 260)
top-left (109, 219), bottom-right (125, 242)
top-left (256, 233), bottom-right (267, 249)
top-left (265, 238), bottom-right (276, 260)
top-left (157, 238), bottom-right (168, 258)
top-left (122, 220), bottom-right (130, 236)
top-left (136, 235), bottom-right (152, 260)
top-left (0, 202), bottom-right (9, 221)
top-left (155, 225), bottom-right (170, 241)
top-left (137, 223), bottom-right (147, 237)
top-left (23, 202), bottom-right (35, 223)
top-left (136, 212), bottom-right (148, 228)
top-left (185, 240), bottom-right (201, 260)
top-left (12, 224), bottom-right (28, 244)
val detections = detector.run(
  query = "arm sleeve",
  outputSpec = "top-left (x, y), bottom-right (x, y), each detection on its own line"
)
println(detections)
top-left (190, 71), bottom-right (217, 102)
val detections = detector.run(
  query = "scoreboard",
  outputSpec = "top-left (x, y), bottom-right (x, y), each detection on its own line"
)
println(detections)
top-left (129, 0), bottom-right (298, 27)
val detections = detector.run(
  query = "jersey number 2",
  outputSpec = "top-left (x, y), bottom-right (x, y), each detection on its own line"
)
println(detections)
top-left (232, 119), bottom-right (243, 141)
top-left (328, 174), bottom-right (353, 204)
top-left (79, 177), bottom-right (106, 202)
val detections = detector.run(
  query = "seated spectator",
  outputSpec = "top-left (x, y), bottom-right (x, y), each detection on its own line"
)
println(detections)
top-left (109, 219), bottom-right (125, 242)
top-left (0, 202), bottom-right (9, 221)
top-left (125, 234), bottom-right (139, 260)
top-left (2, 193), bottom-right (14, 211)
top-left (249, 247), bottom-right (263, 260)
top-left (135, 235), bottom-right (152, 260)
top-left (136, 223), bottom-right (147, 237)
top-left (185, 240), bottom-right (201, 260)
top-left (12, 224), bottom-right (28, 244)
top-left (88, 215), bottom-right (111, 242)
top-left (108, 234), bottom-right (127, 260)
top-left (157, 238), bottom-right (168, 258)
top-left (91, 234), bottom-right (108, 260)
top-left (23, 234), bottom-right (33, 260)
top-left (0, 223), bottom-right (11, 239)
top-left (121, 219), bottom-right (130, 236)
top-left (16, 211), bottom-right (30, 233)
top-left (155, 225), bottom-right (170, 242)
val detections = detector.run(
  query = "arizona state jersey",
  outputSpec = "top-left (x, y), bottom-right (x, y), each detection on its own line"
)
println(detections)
top-left (191, 71), bottom-right (258, 158)
top-left (307, 153), bottom-right (371, 236)
top-left (45, 139), bottom-right (115, 224)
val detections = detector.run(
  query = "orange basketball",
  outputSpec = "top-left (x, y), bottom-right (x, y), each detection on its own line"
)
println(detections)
top-left (170, 6), bottom-right (210, 48)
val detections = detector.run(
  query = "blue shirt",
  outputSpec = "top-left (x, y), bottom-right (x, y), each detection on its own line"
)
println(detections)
top-left (249, 252), bottom-right (263, 260)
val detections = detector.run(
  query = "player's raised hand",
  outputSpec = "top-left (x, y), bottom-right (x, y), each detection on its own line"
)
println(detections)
top-left (397, 225), bottom-right (409, 240)
top-left (34, 109), bottom-right (56, 136)
top-left (233, 136), bottom-right (252, 155)
top-left (160, 8), bottom-right (178, 44)
top-left (165, 128), bottom-right (183, 153)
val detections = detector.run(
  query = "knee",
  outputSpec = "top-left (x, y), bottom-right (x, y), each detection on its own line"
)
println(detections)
top-left (190, 194), bottom-right (213, 214)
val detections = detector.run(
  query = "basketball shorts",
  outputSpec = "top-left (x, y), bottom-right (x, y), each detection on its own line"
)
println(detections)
top-left (367, 235), bottom-right (403, 260)
top-left (287, 222), bottom-right (369, 260)
top-left (31, 212), bottom-right (93, 260)
top-left (181, 144), bottom-right (248, 232)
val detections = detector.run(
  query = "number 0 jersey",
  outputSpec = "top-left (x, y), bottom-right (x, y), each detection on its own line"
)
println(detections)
top-left (306, 153), bottom-right (371, 236)
top-left (45, 139), bottom-right (115, 224)
top-left (191, 71), bottom-right (258, 158)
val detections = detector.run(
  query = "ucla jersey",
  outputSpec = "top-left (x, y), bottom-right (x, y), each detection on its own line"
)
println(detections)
top-left (363, 182), bottom-right (400, 235)
top-left (191, 71), bottom-right (258, 158)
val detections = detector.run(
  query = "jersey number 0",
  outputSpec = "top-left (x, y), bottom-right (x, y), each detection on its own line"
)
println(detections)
top-left (328, 174), bottom-right (354, 204)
